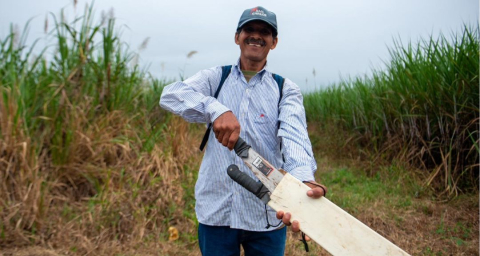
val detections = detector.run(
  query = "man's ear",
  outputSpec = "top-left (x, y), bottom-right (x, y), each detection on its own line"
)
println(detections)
top-left (271, 37), bottom-right (278, 50)
top-left (235, 33), bottom-right (240, 45)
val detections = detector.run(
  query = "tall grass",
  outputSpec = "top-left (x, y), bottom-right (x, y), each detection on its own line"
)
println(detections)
top-left (0, 4), bottom-right (200, 254)
top-left (304, 26), bottom-right (479, 197)
top-left (1, 2), bottom-right (477, 253)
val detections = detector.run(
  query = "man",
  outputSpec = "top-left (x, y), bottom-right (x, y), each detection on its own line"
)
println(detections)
top-left (160, 6), bottom-right (327, 256)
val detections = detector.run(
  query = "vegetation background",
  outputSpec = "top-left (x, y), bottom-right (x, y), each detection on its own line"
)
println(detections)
top-left (0, 3), bottom-right (478, 256)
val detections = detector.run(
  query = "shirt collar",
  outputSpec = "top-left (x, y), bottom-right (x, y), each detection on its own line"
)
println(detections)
top-left (233, 58), bottom-right (270, 81)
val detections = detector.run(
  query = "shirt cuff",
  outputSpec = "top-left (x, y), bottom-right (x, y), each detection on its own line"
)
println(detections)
top-left (288, 166), bottom-right (315, 182)
top-left (206, 100), bottom-right (231, 123)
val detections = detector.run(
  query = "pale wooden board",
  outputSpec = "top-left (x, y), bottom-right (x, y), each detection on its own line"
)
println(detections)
top-left (267, 173), bottom-right (411, 256)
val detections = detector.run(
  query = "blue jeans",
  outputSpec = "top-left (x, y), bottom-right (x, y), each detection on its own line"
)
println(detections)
top-left (198, 223), bottom-right (287, 256)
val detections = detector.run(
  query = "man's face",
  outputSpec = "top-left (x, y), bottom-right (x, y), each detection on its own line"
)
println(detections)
top-left (235, 21), bottom-right (278, 64)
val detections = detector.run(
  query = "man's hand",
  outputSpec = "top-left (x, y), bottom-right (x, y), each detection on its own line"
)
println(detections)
top-left (213, 111), bottom-right (241, 150)
top-left (276, 182), bottom-right (327, 237)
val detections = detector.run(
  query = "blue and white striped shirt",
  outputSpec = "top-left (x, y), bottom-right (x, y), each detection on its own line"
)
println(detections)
top-left (160, 59), bottom-right (317, 231)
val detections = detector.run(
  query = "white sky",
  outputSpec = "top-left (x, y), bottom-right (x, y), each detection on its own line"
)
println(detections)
top-left (0, 0), bottom-right (478, 92)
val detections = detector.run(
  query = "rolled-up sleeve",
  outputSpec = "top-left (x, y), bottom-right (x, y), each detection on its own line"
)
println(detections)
top-left (160, 67), bottom-right (230, 124)
top-left (277, 79), bottom-right (317, 182)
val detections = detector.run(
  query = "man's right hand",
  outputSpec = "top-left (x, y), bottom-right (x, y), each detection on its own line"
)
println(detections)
top-left (213, 111), bottom-right (241, 150)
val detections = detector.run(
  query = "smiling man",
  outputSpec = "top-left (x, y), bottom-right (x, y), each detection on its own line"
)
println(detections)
top-left (160, 6), bottom-right (326, 256)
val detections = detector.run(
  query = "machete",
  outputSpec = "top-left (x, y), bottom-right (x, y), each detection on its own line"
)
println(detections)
top-left (228, 137), bottom-right (410, 256)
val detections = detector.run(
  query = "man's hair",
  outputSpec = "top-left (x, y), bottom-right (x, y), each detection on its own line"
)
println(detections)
top-left (236, 25), bottom-right (278, 38)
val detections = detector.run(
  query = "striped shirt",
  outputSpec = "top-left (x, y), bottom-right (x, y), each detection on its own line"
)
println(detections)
top-left (160, 59), bottom-right (317, 231)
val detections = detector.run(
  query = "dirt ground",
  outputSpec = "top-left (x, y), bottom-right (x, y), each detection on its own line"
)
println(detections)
top-left (2, 189), bottom-right (477, 256)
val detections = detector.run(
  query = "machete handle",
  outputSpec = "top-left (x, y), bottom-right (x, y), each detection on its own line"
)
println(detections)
top-left (227, 164), bottom-right (270, 204)
top-left (233, 137), bottom-right (251, 158)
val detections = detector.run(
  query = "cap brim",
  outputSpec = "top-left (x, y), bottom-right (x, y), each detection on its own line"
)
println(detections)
top-left (238, 18), bottom-right (277, 34)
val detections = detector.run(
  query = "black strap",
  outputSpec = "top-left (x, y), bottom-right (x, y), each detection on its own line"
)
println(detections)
top-left (272, 73), bottom-right (285, 106)
top-left (199, 66), bottom-right (284, 151)
top-left (264, 204), bottom-right (283, 229)
top-left (300, 232), bottom-right (309, 252)
top-left (272, 73), bottom-right (285, 160)
top-left (215, 65), bottom-right (233, 98)
top-left (199, 65), bottom-right (232, 151)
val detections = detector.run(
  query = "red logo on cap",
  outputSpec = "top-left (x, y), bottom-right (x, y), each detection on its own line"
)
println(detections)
top-left (250, 7), bottom-right (258, 14)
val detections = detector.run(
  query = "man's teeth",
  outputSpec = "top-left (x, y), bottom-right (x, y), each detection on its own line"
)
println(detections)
top-left (248, 43), bottom-right (262, 47)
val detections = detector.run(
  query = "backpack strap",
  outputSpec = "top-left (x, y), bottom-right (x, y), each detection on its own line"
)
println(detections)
top-left (271, 73), bottom-right (285, 106)
top-left (199, 65), bottom-right (232, 151)
top-left (215, 65), bottom-right (233, 98)
top-left (272, 73), bottom-right (285, 162)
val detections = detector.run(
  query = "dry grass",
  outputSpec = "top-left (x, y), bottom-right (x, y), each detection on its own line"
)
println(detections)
top-left (1, 118), bottom-right (479, 255)
top-left (0, 110), bottom-right (204, 254)
top-left (0, 5), bottom-right (201, 254)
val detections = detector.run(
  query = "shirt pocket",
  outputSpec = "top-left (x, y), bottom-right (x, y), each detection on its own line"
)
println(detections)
top-left (253, 109), bottom-right (277, 125)
top-left (253, 112), bottom-right (275, 124)
top-left (250, 96), bottom-right (280, 150)
top-left (252, 110), bottom-right (278, 145)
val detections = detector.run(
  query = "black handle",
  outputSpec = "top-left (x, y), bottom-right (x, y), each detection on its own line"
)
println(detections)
top-left (233, 137), bottom-right (250, 158)
top-left (227, 164), bottom-right (270, 204)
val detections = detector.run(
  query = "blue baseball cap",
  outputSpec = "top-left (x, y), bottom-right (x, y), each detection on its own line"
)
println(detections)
top-left (237, 6), bottom-right (278, 36)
